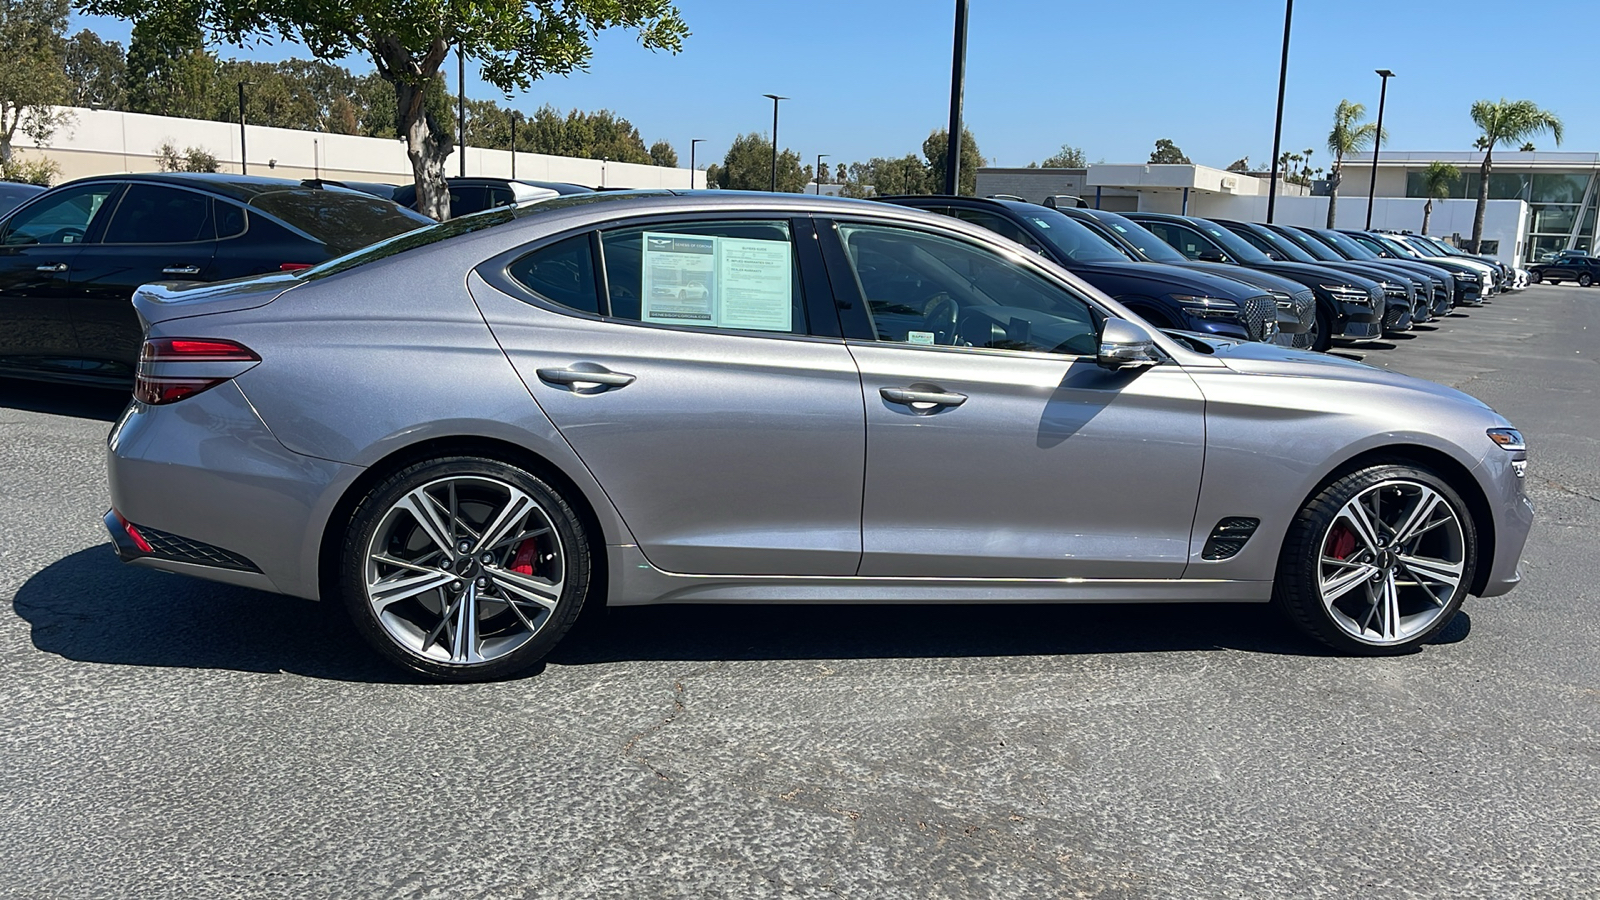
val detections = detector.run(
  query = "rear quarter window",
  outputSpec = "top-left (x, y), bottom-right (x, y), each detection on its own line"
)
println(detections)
top-left (248, 189), bottom-right (431, 255)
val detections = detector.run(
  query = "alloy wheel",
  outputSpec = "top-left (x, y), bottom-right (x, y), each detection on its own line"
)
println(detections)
top-left (1317, 479), bottom-right (1466, 646)
top-left (364, 475), bottom-right (566, 665)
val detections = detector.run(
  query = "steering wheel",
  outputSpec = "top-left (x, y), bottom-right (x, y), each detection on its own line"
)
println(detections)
top-left (921, 293), bottom-right (958, 345)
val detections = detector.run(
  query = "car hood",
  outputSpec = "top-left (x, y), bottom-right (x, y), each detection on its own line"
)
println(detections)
top-left (131, 272), bottom-right (304, 327)
top-left (1197, 336), bottom-right (1490, 409)
top-left (1170, 261), bottom-right (1309, 295)
top-left (1069, 260), bottom-right (1264, 299)
top-left (1252, 259), bottom-right (1382, 290)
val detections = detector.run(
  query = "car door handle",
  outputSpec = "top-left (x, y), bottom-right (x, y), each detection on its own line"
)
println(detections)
top-left (35, 263), bottom-right (68, 273)
top-left (880, 387), bottom-right (967, 408)
top-left (536, 366), bottom-right (636, 388)
top-left (161, 265), bottom-right (202, 276)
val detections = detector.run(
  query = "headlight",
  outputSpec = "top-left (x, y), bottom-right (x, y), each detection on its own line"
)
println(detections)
top-left (1457, 273), bottom-right (1480, 282)
top-left (1318, 284), bottom-right (1372, 305)
top-left (1171, 295), bottom-right (1240, 317)
top-left (1487, 427), bottom-right (1525, 451)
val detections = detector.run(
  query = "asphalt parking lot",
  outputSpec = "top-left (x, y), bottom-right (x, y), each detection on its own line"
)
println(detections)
top-left (2, 285), bottom-right (1596, 899)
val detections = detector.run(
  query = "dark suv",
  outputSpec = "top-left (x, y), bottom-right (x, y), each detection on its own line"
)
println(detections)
top-left (1528, 252), bottom-right (1600, 286)
top-left (0, 173), bottom-right (431, 385)
top-left (877, 196), bottom-right (1283, 343)
top-left (1125, 212), bottom-right (1387, 351)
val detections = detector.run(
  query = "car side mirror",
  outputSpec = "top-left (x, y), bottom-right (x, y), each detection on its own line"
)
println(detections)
top-left (1197, 249), bottom-right (1227, 263)
top-left (1097, 317), bottom-right (1162, 371)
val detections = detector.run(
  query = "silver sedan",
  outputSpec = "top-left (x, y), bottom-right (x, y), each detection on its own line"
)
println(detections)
top-left (104, 192), bottom-right (1534, 680)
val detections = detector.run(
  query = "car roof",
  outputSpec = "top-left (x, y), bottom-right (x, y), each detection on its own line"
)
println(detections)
top-left (51, 171), bottom-right (369, 202)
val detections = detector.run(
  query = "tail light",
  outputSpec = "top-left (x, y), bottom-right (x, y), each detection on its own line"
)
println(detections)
top-left (279, 262), bottom-right (313, 272)
top-left (134, 337), bottom-right (260, 405)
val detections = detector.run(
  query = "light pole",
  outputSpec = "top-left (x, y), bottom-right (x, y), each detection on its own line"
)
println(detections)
top-left (1365, 69), bottom-right (1394, 230)
top-left (457, 48), bottom-right (467, 178)
top-left (237, 80), bottom-right (250, 175)
top-left (815, 153), bottom-right (829, 194)
top-left (944, 0), bottom-right (969, 195)
top-left (762, 94), bottom-right (787, 192)
top-left (509, 111), bottom-right (519, 179)
top-left (1266, 0), bottom-right (1293, 223)
top-left (690, 138), bottom-right (705, 188)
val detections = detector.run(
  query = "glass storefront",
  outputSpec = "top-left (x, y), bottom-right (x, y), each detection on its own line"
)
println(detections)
top-left (1407, 168), bottom-right (1596, 261)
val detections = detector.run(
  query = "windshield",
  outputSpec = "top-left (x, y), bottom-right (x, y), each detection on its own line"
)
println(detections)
top-left (1313, 228), bottom-right (1377, 259)
top-left (1243, 224), bottom-right (1320, 262)
top-left (1190, 218), bottom-right (1272, 264)
top-left (1276, 226), bottom-right (1341, 261)
top-left (1088, 211), bottom-right (1188, 262)
top-left (1371, 234), bottom-right (1421, 258)
top-left (1020, 208), bottom-right (1134, 263)
top-left (250, 188), bottom-right (433, 256)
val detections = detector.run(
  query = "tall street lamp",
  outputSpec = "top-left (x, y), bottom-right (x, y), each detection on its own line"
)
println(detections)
top-left (1266, 0), bottom-right (1293, 223)
top-left (815, 153), bottom-right (829, 194)
top-left (944, 0), bottom-right (969, 196)
top-left (509, 110), bottom-right (520, 179)
top-left (690, 138), bottom-right (705, 188)
top-left (1365, 69), bottom-right (1395, 230)
top-left (237, 80), bottom-right (250, 175)
top-left (457, 48), bottom-right (468, 178)
top-left (762, 94), bottom-right (787, 192)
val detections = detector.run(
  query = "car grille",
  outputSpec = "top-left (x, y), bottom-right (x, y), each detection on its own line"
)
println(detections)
top-left (137, 525), bottom-right (261, 572)
top-left (1241, 294), bottom-right (1276, 342)
top-left (1289, 289), bottom-right (1316, 349)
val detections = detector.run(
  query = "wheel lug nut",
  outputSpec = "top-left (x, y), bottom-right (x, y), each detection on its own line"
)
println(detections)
top-left (475, 576), bottom-right (488, 588)
top-left (480, 552), bottom-right (494, 565)
top-left (449, 581), bottom-right (463, 592)
top-left (457, 541), bottom-right (471, 554)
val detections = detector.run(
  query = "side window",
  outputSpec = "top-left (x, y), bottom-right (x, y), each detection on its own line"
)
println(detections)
top-left (1147, 222), bottom-right (1210, 260)
top-left (214, 200), bottom-right (246, 239)
top-left (947, 208), bottom-right (1046, 254)
top-left (449, 186), bottom-right (489, 217)
top-left (507, 234), bottom-right (601, 315)
top-left (102, 184), bottom-right (214, 244)
top-left (486, 186), bottom-right (516, 209)
top-left (0, 183), bottom-right (117, 246)
top-left (836, 223), bottom-right (1099, 357)
top-left (599, 220), bottom-right (805, 334)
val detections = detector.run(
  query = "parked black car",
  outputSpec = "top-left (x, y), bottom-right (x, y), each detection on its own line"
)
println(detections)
top-left (1338, 230), bottom-right (1487, 305)
top-left (1529, 252), bottom-right (1600, 285)
top-left (1056, 207), bottom-right (1316, 349)
top-left (0, 172), bottom-right (432, 386)
top-left (877, 196), bottom-right (1282, 343)
top-left (1266, 224), bottom-right (1456, 319)
top-left (0, 181), bottom-right (45, 217)
top-left (1124, 212), bottom-right (1386, 351)
top-left (390, 177), bottom-right (591, 219)
top-left (1212, 219), bottom-right (1423, 331)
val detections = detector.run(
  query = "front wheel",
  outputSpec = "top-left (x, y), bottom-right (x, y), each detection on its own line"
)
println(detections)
top-left (1308, 306), bottom-right (1331, 352)
top-left (1529, 271), bottom-right (1542, 284)
top-left (1273, 464), bottom-right (1476, 655)
top-left (1580, 273), bottom-right (1593, 287)
top-left (340, 456), bottom-right (592, 681)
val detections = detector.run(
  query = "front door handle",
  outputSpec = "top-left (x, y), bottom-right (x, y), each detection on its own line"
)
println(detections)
top-left (880, 387), bottom-right (967, 409)
top-left (161, 265), bottom-right (202, 276)
top-left (35, 263), bottom-right (68, 273)
top-left (536, 366), bottom-right (636, 389)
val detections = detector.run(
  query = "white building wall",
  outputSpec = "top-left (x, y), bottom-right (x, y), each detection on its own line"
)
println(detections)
top-left (13, 106), bottom-right (705, 189)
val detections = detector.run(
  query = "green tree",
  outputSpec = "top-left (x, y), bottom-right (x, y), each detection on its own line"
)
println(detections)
top-left (1325, 99), bottom-right (1380, 228)
top-left (124, 3), bottom-right (216, 118)
top-left (1519, 142), bottom-right (1536, 152)
top-left (648, 139), bottom-right (676, 168)
top-left (1418, 161), bottom-right (1460, 236)
top-left (520, 105), bottom-right (653, 164)
top-left (154, 140), bottom-right (220, 171)
top-left (715, 132), bottom-right (804, 192)
top-left (83, 0), bottom-right (688, 220)
top-left (922, 127), bottom-right (982, 195)
top-left (1032, 143), bottom-right (1086, 168)
top-left (0, 0), bottom-right (70, 163)
top-left (1467, 99), bottom-right (1563, 253)
top-left (1148, 138), bottom-right (1190, 164)
top-left (64, 29), bottom-right (126, 109)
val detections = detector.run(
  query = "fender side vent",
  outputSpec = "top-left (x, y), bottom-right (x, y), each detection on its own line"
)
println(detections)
top-left (1202, 517), bottom-right (1260, 560)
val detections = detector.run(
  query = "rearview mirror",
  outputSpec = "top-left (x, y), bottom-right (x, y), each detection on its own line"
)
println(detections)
top-left (1197, 249), bottom-right (1228, 263)
top-left (1097, 318), bottom-right (1162, 371)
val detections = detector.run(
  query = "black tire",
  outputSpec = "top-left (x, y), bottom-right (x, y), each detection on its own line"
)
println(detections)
top-left (340, 456), bottom-right (592, 681)
top-left (1309, 306), bottom-right (1332, 352)
top-left (1529, 270), bottom-right (1542, 284)
top-left (1273, 463), bottom-right (1477, 655)
top-left (1580, 273), bottom-right (1593, 287)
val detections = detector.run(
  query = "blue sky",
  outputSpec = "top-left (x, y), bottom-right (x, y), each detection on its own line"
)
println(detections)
top-left (71, 0), bottom-right (1597, 171)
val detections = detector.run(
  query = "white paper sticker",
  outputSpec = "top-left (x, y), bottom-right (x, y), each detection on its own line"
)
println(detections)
top-left (906, 330), bottom-right (936, 345)
top-left (638, 231), bottom-right (793, 332)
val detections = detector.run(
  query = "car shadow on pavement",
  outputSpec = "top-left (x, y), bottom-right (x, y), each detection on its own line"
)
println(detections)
top-left (0, 378), bottom-right (129, 422)
top-left (16, 545), bottom-right (1472, 679)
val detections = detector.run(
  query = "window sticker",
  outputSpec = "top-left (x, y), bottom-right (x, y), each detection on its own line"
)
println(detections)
top-left (640, 231), bottom-right (793, 331)
top-left (906, 330), bottom-right (936, 345)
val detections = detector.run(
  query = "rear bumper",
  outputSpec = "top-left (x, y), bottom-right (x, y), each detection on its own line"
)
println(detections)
top-left (106, 381), bottom-right (362, 600)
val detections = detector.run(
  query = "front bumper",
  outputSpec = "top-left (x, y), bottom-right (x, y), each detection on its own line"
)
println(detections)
top-left (1475, 444), bottom-right (1535, 598)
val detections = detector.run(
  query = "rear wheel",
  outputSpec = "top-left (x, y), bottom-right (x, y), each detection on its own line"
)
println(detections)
top-left (1579, 273), bottom-right (1593, 287)
top-left (340, 457), bottom-right (592, 681)
top-left (1274, 464), bottom-right (1476, 655)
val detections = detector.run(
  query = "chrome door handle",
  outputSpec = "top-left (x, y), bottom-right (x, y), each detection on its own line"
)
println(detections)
top-left (536, 366), bottom-right (636, 388)
top-left (880, 387), bottom-right (967, 408)
top-left (161, 265), bottom-right (202, 276)
top-left (35, 263), bottom-right (67, 273)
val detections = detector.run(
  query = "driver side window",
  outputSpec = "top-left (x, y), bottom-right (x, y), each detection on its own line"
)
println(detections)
top-left (836, 223), bottom-right (1099, 357)
top-left (0, 183), bottom-right (118, 246)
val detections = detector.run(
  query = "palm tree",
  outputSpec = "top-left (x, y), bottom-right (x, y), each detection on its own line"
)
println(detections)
top-left (1468, 99), bottom-right (1564, 252)
top-left (1326, 100), bottom-right (1381, 228)
top-left (1419, 161), bottom-right (1460, 235)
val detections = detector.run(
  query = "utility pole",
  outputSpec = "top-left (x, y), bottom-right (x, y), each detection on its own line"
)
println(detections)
top-left (237, 81), bottom-right (249, 175)
top-left (458, 49), bottom-right (467, 178)
top-left (763, 94), bottom-right (787, 192)
top-left (690, 138), bottom-right (705, 188)
top-left (1366, 69), bottom-right (1395, 230)
top-left (510, 111), bottom-right (518, 179)
top-left (1266, 0), bottom-right (1293, 223)
top-left (815, 153), bottom-right (829, 194)
top-left (944, 0), bottom-right (969, 196)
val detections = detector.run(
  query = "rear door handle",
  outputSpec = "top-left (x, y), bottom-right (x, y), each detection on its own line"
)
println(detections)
top-left (35, 263), bottom-right (67, 273)
top-left (161, 265), bottom-right (202, 276)
top-left (536, 366), bottom-right (636, 389)
top-left (880, 387), bottom-right (967, 409)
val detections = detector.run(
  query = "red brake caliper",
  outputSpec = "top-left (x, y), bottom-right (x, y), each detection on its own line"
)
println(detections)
top-left (1325, 524), bottom-right (1357, 560)
top-left (511, 539), bottom-right (538, 576)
